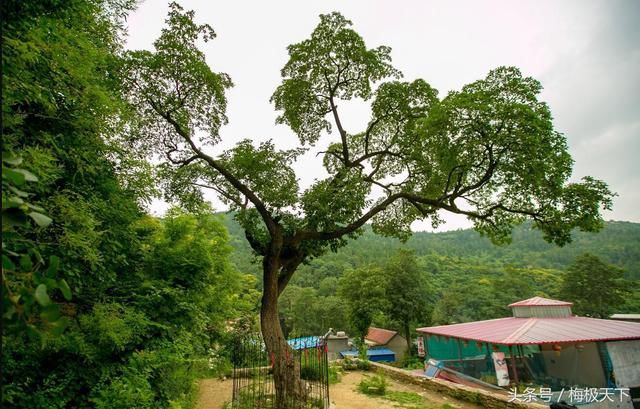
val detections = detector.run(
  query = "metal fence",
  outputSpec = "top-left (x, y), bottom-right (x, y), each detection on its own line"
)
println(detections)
top-left (231, 334), bottom-right (330, 409)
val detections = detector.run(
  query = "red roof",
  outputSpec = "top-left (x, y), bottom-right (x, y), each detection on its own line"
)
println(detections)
top-left (508, 296), bottom-right (573, 307)
top-left (417, 316), bottom-right (640, 345)
top-left (365, 327), bottom-right (398, 345)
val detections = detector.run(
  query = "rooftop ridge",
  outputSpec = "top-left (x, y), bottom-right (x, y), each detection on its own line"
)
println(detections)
top-left (503, 318), bottom-right (537, 344)
top-left (509, 296), bottom-right (573, 307)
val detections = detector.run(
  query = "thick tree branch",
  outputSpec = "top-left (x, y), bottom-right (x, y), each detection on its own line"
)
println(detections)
top-left (245, 230), bottom-right (268, 256)
top-left (324, 69), bottom-right (350, 165)
top-left (147, 98), bottom-right (278, 235)
top-left (352, 148), bottom-right (402, 166)
top-left (191, 182), bottom-right (244, 208)
top-left (328, 95), bottom-right (349, 164)
top-left (294, 184), bottom-right (543, 244)
top-left (277, 253), bottom-right (305, 297)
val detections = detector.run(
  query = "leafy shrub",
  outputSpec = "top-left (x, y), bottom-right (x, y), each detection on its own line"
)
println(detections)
top-left (340, 356), bottom-right (370, 371)
top-left (92, 373), bottom-right (155, 409)
top-left (357, 374), bottom-right (387, 396)
top-left (300, 365), bottom-right (321, 381)
top-left (328, 364), bottom-right (343, 384)
top-left (356, 359), bottom-right (370, 370)
top-left (80, 303), bottom-right (151, 354)
top-left (400, 355), bottom-right (425, 370)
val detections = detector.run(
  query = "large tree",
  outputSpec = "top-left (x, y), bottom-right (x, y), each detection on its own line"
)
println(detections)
top-left (558, 254), bottom-right (630, 318)
top-left (123, 5), bottom-right (613, 405)
top-left (338, 266), bottom-right (387, 343)
top-left (383, 250), bottom-right (431, 356)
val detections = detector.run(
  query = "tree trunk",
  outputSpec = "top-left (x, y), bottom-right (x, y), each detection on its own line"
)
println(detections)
top-left (404, 321), bottom-right (412, 358)
top-left (260, 253), bottom-right (307, 408)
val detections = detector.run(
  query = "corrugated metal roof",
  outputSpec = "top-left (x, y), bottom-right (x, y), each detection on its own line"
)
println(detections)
top-left (340, 348), bottom-right (396, 357)
top-left (508, 296), bottom-right (573, 307)
top-left (416, 316), bottom-right (640, 345)
top-left (610, 314), bottom-right (640, 320)
top-left (365, 327), bottom-right (397, 345)
top-left (287, 336), bottom-right (321, 350)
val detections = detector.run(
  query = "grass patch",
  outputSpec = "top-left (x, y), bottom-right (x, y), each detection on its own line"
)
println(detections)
top-left (377, 389), bottom-right (458, 409)
top-left (384, 390), bottom-right (425, 404)
top-left (356, 373), bottom-right (457, 409)
top-left (357, 374), bottom-right (387, 396)
top-left (403, 404), bottom-right (457, 409)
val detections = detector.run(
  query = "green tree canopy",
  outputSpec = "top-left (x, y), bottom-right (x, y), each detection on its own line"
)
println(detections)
top-left (558, 253), bottom-right (631, 318)
top-left (338, 266), bottom-right (386, 341)
top-left (382, 250), bottom-right (432, 354)
top-left (124, 6), bottom-right (613, 267)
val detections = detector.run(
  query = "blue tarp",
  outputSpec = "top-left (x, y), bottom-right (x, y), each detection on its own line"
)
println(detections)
top-left (340, 348), bottom-right (396, 362)
top-left (287, 336), bottom-right (321, 350)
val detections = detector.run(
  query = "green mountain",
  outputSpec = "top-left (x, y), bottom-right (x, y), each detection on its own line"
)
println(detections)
top-left (221, 216), bottom-right (639, 333)
top-left (222, 216), bottom-right (640, 281)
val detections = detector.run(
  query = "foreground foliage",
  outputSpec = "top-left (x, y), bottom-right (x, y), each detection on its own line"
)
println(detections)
top-left (2, 1), bottom-right (253, 407)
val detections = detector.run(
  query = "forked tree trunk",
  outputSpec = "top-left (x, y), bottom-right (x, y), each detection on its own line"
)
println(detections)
top-left (260, 254), bottom-right (306, 408)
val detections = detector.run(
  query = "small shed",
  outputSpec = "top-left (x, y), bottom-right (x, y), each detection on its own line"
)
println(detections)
top-left (325, 331), bottom-right (349, 360)
top-left (340, 348), bottom-right (396, 362)
top-left (364, 327), bottom-right (407, 360)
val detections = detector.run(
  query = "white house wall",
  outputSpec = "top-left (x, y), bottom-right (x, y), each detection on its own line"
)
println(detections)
top-left (540, 343), bottom-right (606, 387)
top-left (606, 340), bottom-right (640, 388)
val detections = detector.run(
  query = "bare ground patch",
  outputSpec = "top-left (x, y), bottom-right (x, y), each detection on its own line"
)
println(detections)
top-left (196, 371), bottom-right (482, 409)
top-left (331, 371), bottom-right (481, 409)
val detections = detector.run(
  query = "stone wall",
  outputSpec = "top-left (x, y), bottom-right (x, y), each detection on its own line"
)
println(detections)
top-left (369, 361), bottom-right (548, 409)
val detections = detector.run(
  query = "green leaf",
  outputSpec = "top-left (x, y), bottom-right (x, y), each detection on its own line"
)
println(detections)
top-left (31, 248), bottom-right (44, 264)
top-left (49, 317), bottom-right (69, 336)
top-left (40, 304), bottom-right (61, 322)
top-left (47, 255), bottom-right (60, 277)
top-left (3, 168), bottom-right (26, 185)
top-left (25, 203), bottom-right (45, 212)
top-left (19, 254), bottom-right (33, 271)
top-left (58, 279), bottom-right (72, 301)
top-left (34, 284), bottom-right (51, 306)
top-left (2, 152), bottom-right (23, 165)
top-left (28, 212), bottom-right (52, 227)
top-left (26, 324), bottom-right (40, 340)
top-left (3, 305), bottom-right (16, 319)
top-left (3, 196), bottom-right (25, 208)
top-left (13, 168), bottom-right (38, 182)
top-left (2, 254), bottom-right (16, 271)
top-left (2, 210), bottom-right (28, 229)
top-left (8, 185), bottom-right (30, 198)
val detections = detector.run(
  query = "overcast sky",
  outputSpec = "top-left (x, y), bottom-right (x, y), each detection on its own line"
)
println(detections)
top-left (126, 0), bottom-right (639, 231)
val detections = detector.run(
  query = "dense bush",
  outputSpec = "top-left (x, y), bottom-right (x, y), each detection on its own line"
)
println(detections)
top-left (1, 2), bottom-right (258, 406)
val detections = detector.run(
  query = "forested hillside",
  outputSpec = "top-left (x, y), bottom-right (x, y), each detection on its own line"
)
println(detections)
top-left (224, 215), bottom-right (640, 280)
top-left (223, 214), bottom-right (640, 336)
